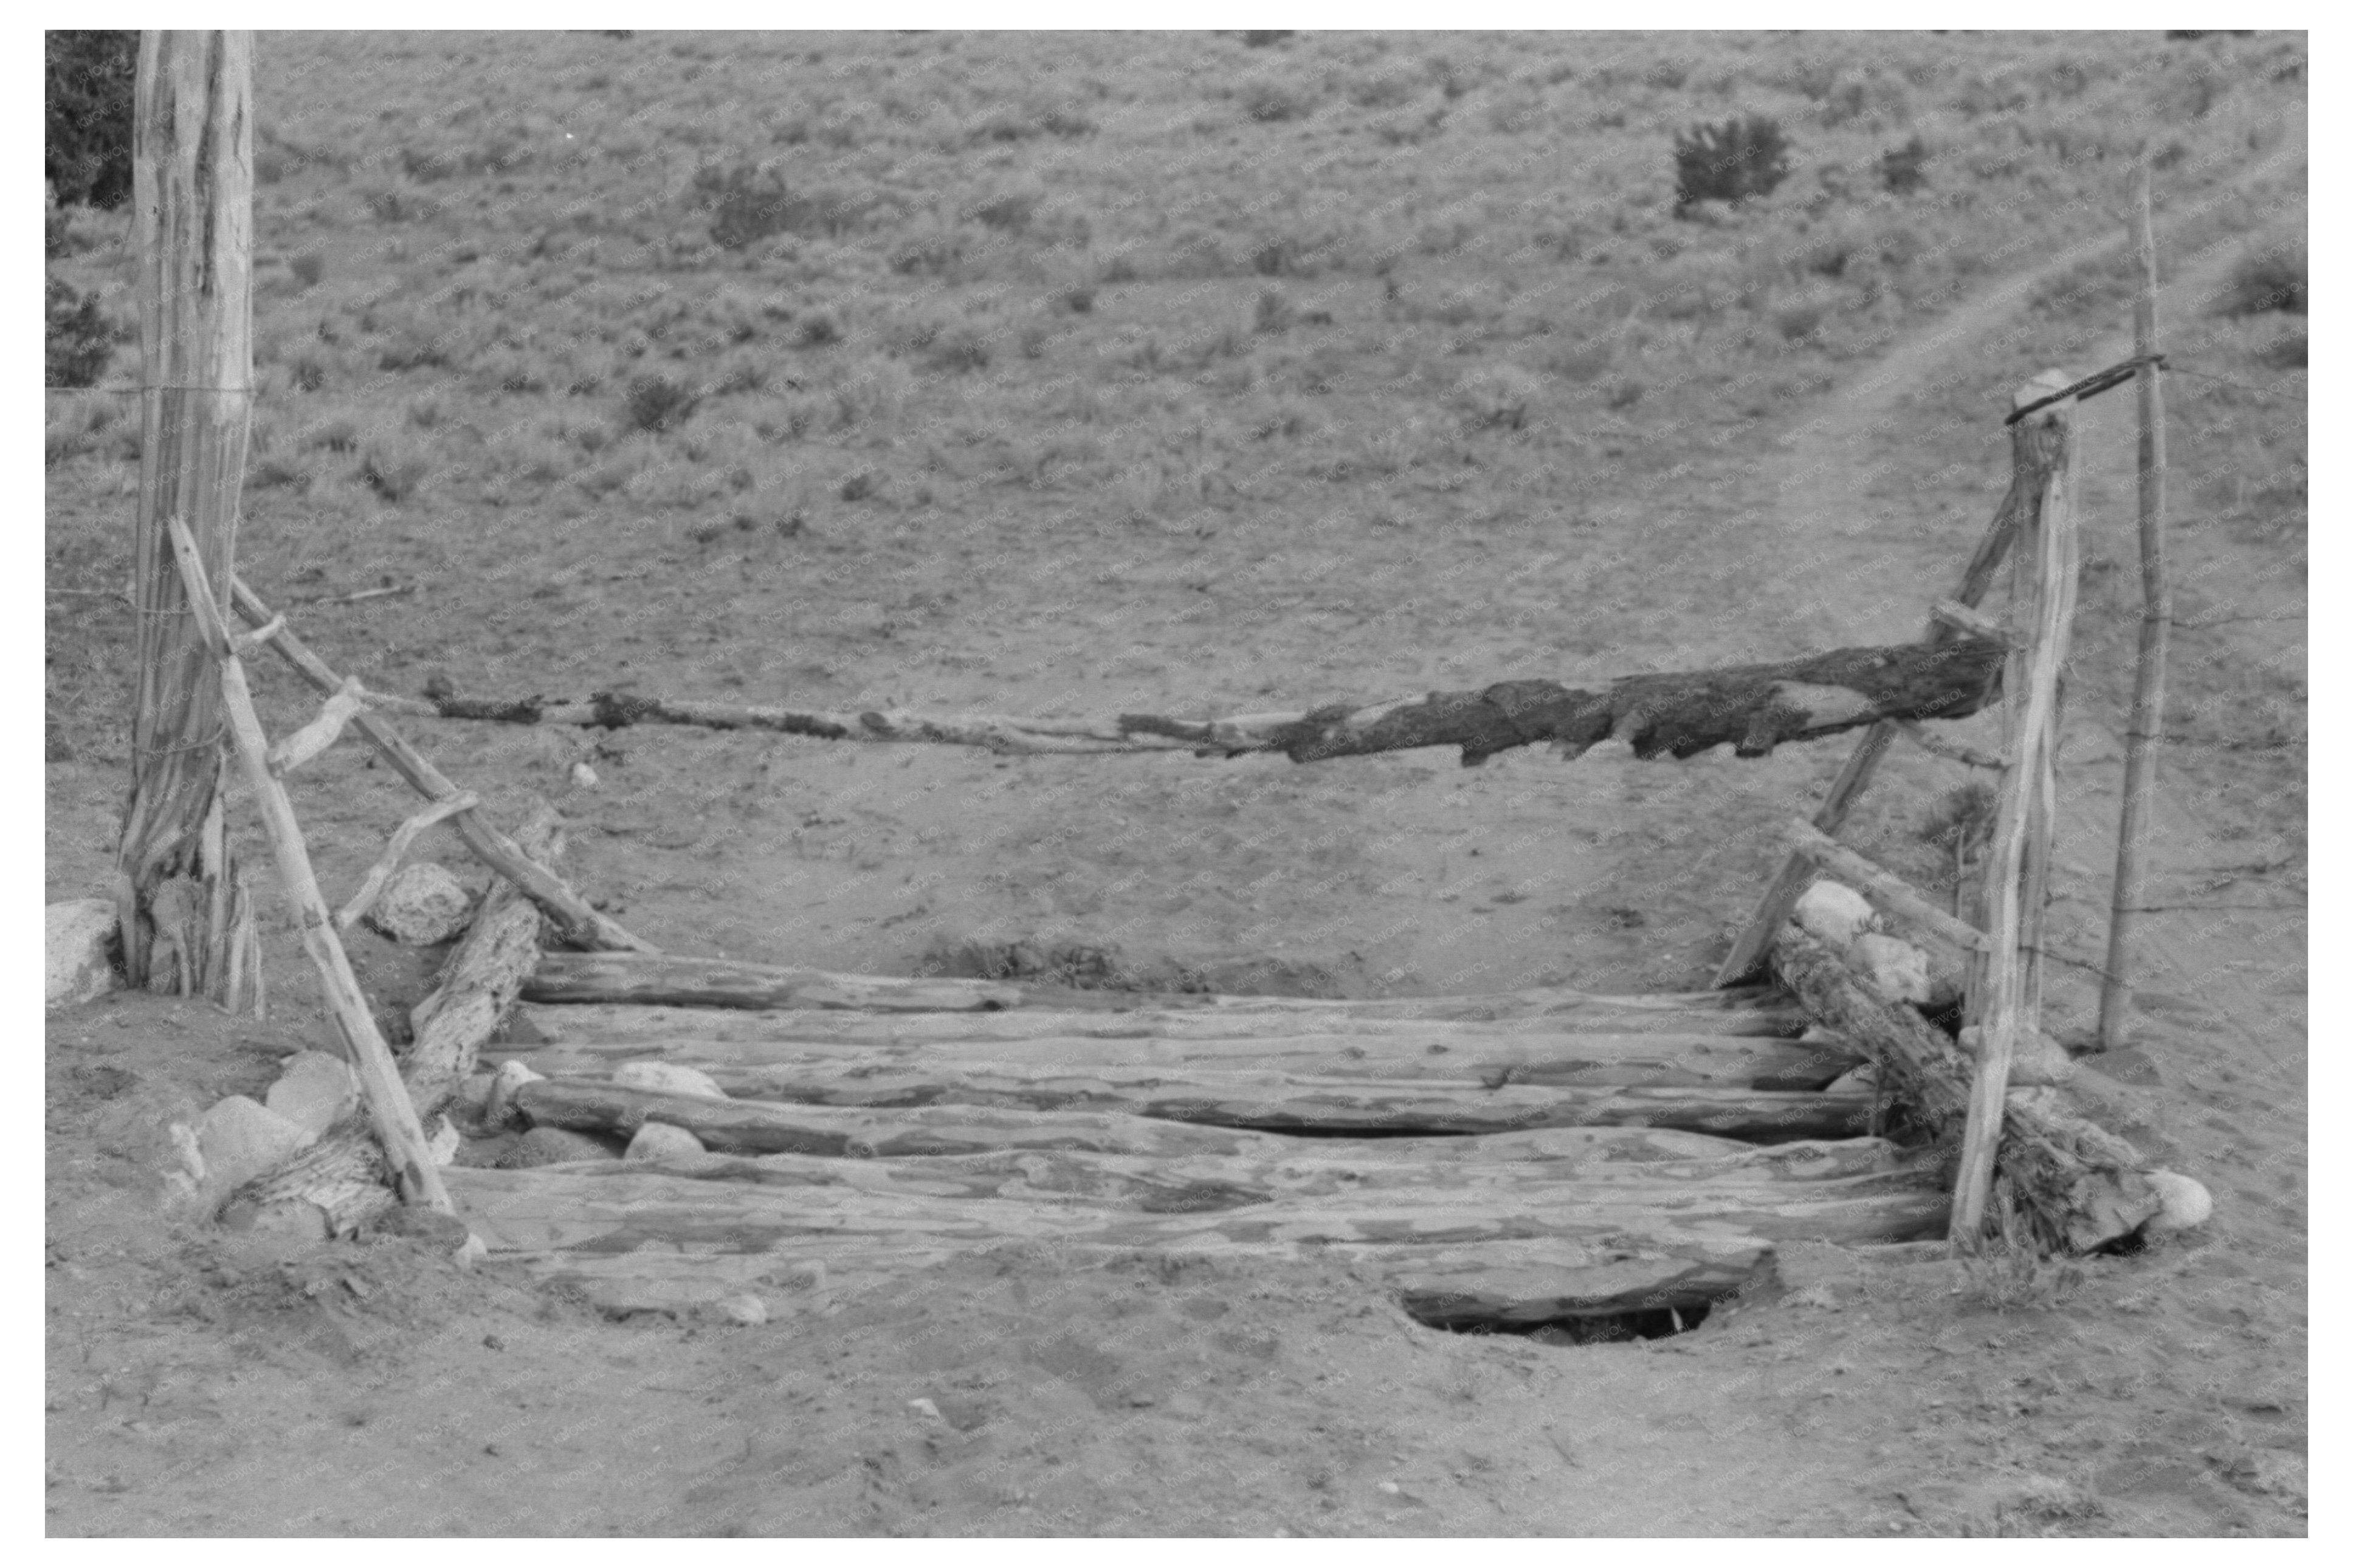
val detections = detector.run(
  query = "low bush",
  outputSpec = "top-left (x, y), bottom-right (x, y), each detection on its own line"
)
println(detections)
top-left (2218, 248), bottom-right (2306, 317)
top-left (46, 277), bottom-right (112, 388)
top-left (1879, 135), bottom-right (1931, 194)
top-left (1672, 115), bottom-right (1793, 215)
top-left (626, 374), bottom-right (702, 433)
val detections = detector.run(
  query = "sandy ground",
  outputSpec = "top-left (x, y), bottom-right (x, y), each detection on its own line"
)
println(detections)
top-left (44, 111), bottom-right (2304, 1539)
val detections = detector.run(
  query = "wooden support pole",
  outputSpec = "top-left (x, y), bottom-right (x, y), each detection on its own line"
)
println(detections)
top-left (1781, 819), bottom-right (1991, 954)
top-left (334, 789), bottom-right (480, 933)
top-left (1951, 382), bottom-right (2079, 1249)
top-left (226, 577), bottom-right (656, 955)
top-left (1714, 455), bottom-right (2039, 987)
top-left (2100, 162), bottom-right (2174, 1052)
top-left (165, 518), bottom-right (453, 1215)
top-left (115, 30), bottom-right (253, 999)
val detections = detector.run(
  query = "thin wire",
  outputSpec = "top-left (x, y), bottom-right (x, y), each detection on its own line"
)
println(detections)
top-left (2168, 364), bottom-right (2300, 401)
top-left (45, 384), bottom-right (258, 394)
top-left (134, 726), bottom-right (230, 758)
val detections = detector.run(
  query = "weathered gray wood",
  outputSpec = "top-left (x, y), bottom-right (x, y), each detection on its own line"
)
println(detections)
top-left (226, 577), bottom-right (656, 955)
top-left (1773, 928), bottom-right (2158, 1253)
top-left (486, 1030), bottom-right (1862, 1092)
top-left (168, 518), bottom-right (453, 1216)
top-left (335, 789), bottom-right (480, 932)
top-left (117, 30), bottom-right (254, 999)
top-left (511, 992), bottom-right (1810, 1044)
top-left (416, 637), bottom-right (2002, 767)
top-left (517, 1070), bottom-right (1873, 1145)
top-left (403, 805), bottom-right (559, 1120)
top-left (1783, 819), bottom-right (1991, 954)
top-left (450, 1150), bottom-right (1948, 1321)
top-left (1954, 382), bottom-right (2082, 1248)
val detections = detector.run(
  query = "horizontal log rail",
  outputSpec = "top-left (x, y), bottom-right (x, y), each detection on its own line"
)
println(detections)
top-left (382, 637), bottom-right (2005, 766)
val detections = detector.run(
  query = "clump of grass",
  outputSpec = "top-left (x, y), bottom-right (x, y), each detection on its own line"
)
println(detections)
top-left (1452, 365), bottom-right (1543, 432)
top-left (304, 418), bottom-right (360, 455)
top-left (1954, 1243), bottom-right (2088, 1313)
top-left (357, 436), bottom-right (430, 502)
top-left (1055, 285), bottom-right (1094, 315)
top-left (1774, 302), bottom-right (1828, 342)
top-left (2218, 247), bottom-right (2306, 317)
top-left (1253, 288), bottom-right (1294, 335)
top-left (45, 277), bottom-right (112, 388)
top-left (1239, 30), bottom-right (1293, 47)
top-left (1241, 79), bottom-right (1317, 123)
top-left (625, 374), bottom-right (701, 433)
top-left (966, 190), bottom-right (1039, 233)
top-left (1672, 115), bottom-right (1793, 215)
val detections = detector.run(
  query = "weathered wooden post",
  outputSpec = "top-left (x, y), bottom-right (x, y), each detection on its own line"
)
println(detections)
top-left (1950, 374), bottom-right (2079, 1248)
top-left (115, 30), bottom-right (258, 1002)
top-left (2099, 160), bottom-right (2173, 1051)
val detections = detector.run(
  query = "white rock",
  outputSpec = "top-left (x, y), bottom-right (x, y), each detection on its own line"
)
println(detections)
top-left (454, 1070), bottom-right (499, 1120)
top-left (2145, 1171), bottom-right (2214, 1233)
top-left (1959, 1025), bottom-right (2076, 1087)
top-left (613, 1061), bottom-right (728, 1101)
top-left (365, 862), bottom-right (477, 946)
top-left (46, 899), bottom-right (120, 1009)
top-left (265, 1051), bottom-right (360, 1140)
top-left (1793, 881), bottom-right (1877, 951)
top-left (1851, 934), bottom-right (1933, 1006)
top-left (570, 761), bottom-right (599, 789)
top-left (485, 1059), bottom-right (545, 1128)
top-left (195, 1095), bottom-right (315, 1202)
top-left (452, 1233), bottom-right (488, 1270)
top-left (625, 1121), bottom-right (708, 1161)
top-left (1826, 1066), bottom-right (1878, 1095)
top-left (427, 1114), bottom-right (461, 1167)
top-left (709, 1292), bottom-right (768, 1327)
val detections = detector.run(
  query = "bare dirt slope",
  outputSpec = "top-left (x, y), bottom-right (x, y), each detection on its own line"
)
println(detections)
top-left (46, 40), bottom-right (2304, 1536)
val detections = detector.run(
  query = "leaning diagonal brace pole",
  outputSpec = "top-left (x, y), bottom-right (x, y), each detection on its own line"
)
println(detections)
top-left (227, 576), bottom-right (656, 955)
top-left (1714, 380), bottom-right (2059, 988)
top-left (168, 520), bottom-right (453, 1214)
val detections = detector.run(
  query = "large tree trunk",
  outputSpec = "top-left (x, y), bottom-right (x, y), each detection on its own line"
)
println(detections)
top-left (115, 31), bottom-right (254, 997)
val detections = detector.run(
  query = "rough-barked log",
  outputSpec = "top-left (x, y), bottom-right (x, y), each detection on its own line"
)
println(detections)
top-left (517, 1071), bottom-right (1872, 1146)
top-left (403, 804), bottom-right (560, 1121)
top-left (1773, 928), bottom-right (2159, 1252)
top-left (487, 1030), bottom-right (1863, 1092)
top-left (450, 1158), bottom-right (1947, 1320)
top-left (221, 1119), bottom-right (393, 1237)
top-left (511, 992), bottom-right (1810, 1043)
top-left (227, 577), bottom-right (655, 955)
top-left (526, 953), bottom-right (1024, 1013)
top-left (407, 636), bottom-right (2005, 766)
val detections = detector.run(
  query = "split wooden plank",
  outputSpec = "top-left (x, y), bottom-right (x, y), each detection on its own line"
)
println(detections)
top-left (1773, 927), bottom-right (2158, 1253)
top-left (1953, 379), bottom-right (2083, 1246)
top-left (1714, 405), bottom-right (2054, 987)
top-left (164, 517), bottom-right (451, 1215)
top-left (1894, 721), bottom-right (2005, 772)
top-left (264, 676), bottom-right (368, 774)
top-left (1782, 819), bottom-right (1991, 954)
top-left (226, 576), bottom-right (655, 955)
top-left (509, 1000), bottom-right (1812, 1047)
top-left (1929, 600), bottom-right (2007, 645)
top-left (515, 1071), bottom-right (1873, 1146)
top-left (485, 1030), bottom-right (1862, 1092)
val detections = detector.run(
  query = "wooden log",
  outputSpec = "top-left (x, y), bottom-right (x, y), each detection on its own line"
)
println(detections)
top-left (413, 637), bottom-right (2003, 767)
top-left (402, 803), bottom-right (559, 1121)
top-left (485, 1030), bottom-right (1862, 1092)
top-left (1929, 600), bottom-right (2007, 645)
top-left (1782, 819), bottom-right (1991, 954)
top-left (2100, 161), bottom-right (2175, 1052)
top-left (334, 789), bottom-right (481, 933)
top-left (516, 1070), bottom-right (1873, 1145)
top-left (264, 676), bottom-right (367, 774)
top-left (512, 997), bottom-right (1812, 1045)
top-left (1714, 411), bottom-right (2051, 987)
top-left (225, 576), bottom-right (656, 955)
top-left (1953, 381), bottom-right (2081, 1247)
top-left (165, 518), bottom-right (452, 1215)
top-left (115, 31), bottom-right (255, 999)
top-left (449, 1155), bottom-right (1948, 1319)
top-left (1773, 928), bottom-right (2158, 1252)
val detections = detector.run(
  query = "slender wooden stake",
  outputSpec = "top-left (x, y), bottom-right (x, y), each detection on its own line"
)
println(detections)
top-left (336, 790), bottom-right (481, 933)
top-left (265, 677), bottom-right (368, 774)
top-left (115, 31), bottom-right (255, 995)
top-left (2100, 163), bottom-right (2174, 1052)
top-left (1893, 721), bottom-right (2004, 771)
top-left (166, 518), bottom-right (452, 1214)
top-left (1715, 417), bottom-right (2041, 987)
top-left (226, 577), bottom-right (656, 955)
top-left (1951, 391), bottom-right (2079, 1249)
